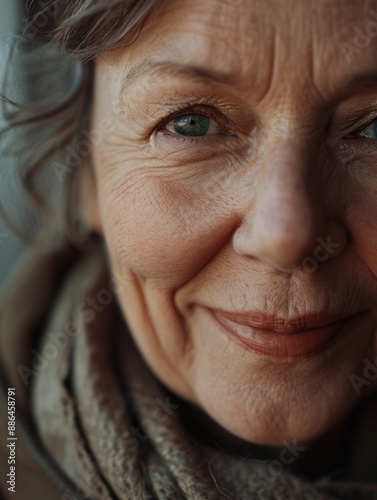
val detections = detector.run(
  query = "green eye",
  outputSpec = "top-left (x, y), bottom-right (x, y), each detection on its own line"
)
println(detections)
top-left (358, 120), bottom-right (377, 139)
top-left (167, 114), bottom-right (214, 137)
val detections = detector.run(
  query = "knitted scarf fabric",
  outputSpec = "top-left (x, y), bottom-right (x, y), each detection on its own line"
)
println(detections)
top-left (24, 243), bottom-right (377, 499)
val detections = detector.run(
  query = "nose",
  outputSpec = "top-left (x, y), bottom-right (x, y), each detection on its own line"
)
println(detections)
top-left (232, 139), bottom-right (347, 272)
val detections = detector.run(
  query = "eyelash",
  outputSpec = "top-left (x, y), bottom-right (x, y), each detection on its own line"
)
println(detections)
top-left (346, 113), bottom-right (377, 139)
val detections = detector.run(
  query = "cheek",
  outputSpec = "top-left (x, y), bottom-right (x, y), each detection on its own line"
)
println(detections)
top-left (97, 171), bottom-right (237, 288)
top-left (345, 167), bottom-right (377, 273)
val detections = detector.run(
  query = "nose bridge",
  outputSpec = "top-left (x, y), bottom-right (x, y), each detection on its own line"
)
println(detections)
top-left (232, 132), bottom-right (342, 272)
top-left (257, 135), bottom-right (315, 222)
top-left (259, 137), bottom-right (319, 237)
top-left (242, 130), bottom-right (317, 217)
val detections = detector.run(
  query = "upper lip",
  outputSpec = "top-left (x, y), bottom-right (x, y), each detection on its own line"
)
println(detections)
top-left (211, 309), bottom-right (359, 334)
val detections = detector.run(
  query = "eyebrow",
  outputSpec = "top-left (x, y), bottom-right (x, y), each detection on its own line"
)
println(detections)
top-left (119, 59), bottom-right (377, 105)
top-left (120, 59), bottom-right (237, 94)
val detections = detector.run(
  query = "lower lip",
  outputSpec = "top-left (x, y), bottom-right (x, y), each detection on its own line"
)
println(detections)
top-left (208, 308), bottom-right (361, 360)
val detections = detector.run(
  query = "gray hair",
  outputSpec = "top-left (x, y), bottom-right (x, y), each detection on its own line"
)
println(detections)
top-left (0, 0), bottom-right (162, 244)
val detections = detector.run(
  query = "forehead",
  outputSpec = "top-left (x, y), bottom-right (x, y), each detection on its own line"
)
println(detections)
top-left (110, 0), bottom-right (377, 104)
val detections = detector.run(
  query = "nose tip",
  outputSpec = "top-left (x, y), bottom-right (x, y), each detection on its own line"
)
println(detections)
top-left (233, 202), bottom-right (347, 273)
top-left (233, 222), bottom-right (305, 273)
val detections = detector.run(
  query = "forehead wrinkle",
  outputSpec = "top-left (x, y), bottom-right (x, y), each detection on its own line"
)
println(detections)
top-left (115, 0), bottom-right (377, 112)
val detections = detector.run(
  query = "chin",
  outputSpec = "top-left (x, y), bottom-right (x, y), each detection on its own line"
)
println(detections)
top-left (199, 385), bottom-right (357, 447)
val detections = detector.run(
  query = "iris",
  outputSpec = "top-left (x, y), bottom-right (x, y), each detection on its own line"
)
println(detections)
top-left (173, 114), bottom-right (210, 136)
top-left (359, 119), bottom-right (377, 139)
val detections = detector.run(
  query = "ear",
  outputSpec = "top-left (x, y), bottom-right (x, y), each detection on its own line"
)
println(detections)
top-left (78, 159), bottom-right (102, 235)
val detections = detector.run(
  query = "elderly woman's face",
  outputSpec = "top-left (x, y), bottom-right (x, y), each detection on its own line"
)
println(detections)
top-left (87, 0), bottom-right (377, 445)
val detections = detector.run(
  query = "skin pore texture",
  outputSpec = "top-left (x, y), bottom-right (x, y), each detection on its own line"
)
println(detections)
top-left (83, 0), bottom-right (377, 464)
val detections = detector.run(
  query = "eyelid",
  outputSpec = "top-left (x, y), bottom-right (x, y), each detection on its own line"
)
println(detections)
top-left (344, 110), bottom-right (377, 137)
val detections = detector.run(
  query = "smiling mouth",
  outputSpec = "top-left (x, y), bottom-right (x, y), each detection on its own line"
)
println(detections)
top-left (207, 308), bottom-right (366, 359)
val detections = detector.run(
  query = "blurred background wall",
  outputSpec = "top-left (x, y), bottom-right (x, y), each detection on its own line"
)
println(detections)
top-left (0, 0), bottom-right (26, 292)
top-left (0, 1), bottom-right (22, 35)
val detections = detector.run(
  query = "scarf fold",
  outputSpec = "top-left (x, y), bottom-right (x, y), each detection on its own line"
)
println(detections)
top-left (29, 244), bottom-right (377, 499)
